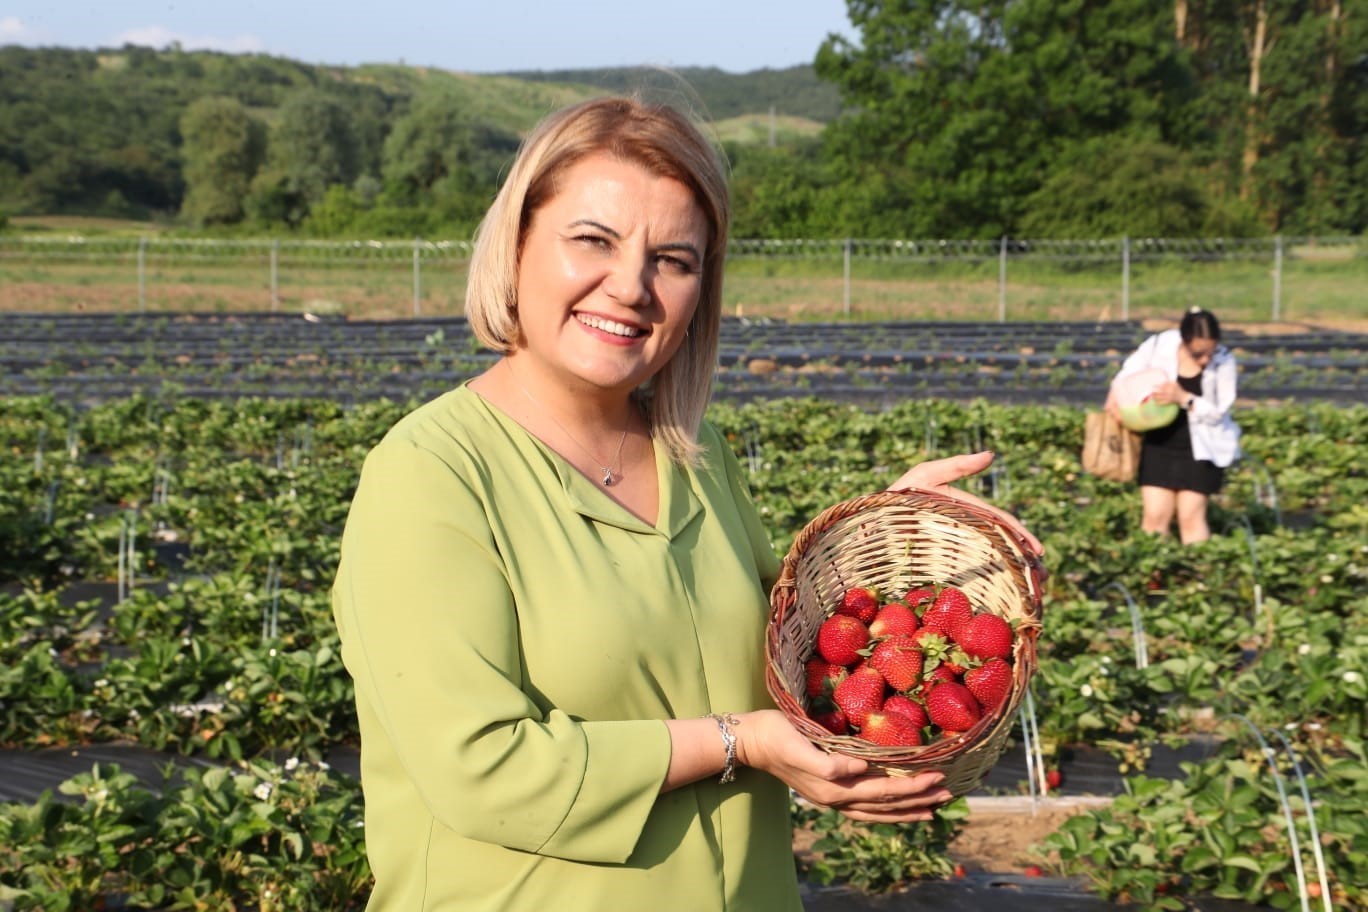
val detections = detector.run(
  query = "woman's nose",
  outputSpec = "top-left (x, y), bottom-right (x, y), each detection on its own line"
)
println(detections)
top-left (602, 256), bottom-right (651, 307)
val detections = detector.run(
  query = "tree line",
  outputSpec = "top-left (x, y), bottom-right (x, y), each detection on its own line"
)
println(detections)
top-left (1, 0), bottom-right (1363, 240)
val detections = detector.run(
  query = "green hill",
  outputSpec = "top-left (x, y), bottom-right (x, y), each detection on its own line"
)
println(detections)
top-left (0, 46), bottom-right (833, 224)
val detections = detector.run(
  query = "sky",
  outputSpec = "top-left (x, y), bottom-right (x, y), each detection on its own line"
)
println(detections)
top-left (0, 1), bottom-right (857, 74)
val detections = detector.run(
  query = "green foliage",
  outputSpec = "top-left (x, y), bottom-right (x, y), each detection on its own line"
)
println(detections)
top-left (246, 90), bottom-right (361, 227)
top-left (1019, 137), bottom-right (1263, 238)
top-left (1, 394), bottom-right (1366, 906)
top-left (793, 798), bottom-right (969, 891)
top-left (1043, 742), bottom-right (1367, 909)
top-left (179, 96), bottom-right (267, 226)
top-left (0, 760), bottom-right (370, 910)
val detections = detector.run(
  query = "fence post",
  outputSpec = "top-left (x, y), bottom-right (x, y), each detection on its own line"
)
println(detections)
top-left (842, 238), bottom-right (852, 318)
top-left (998, 236), bottom-right (1007, 322)
top-left (1121, 235), bottom-right (1131, 322)
top-left (137, 236), bottom-right (147, 312)
top-left (270, 239), bottom-right (280, 312)
top-left (1272, 234), bottom-right (1283, 322)
top-left (413, 237), bottom-right (422, 317)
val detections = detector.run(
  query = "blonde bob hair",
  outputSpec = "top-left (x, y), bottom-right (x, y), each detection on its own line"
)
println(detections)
top-left (465, 95), bottom-right (730, 469)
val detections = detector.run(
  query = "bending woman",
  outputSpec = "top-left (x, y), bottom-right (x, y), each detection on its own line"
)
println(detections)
top-left (1106, 307), bottom-right (1242, 543)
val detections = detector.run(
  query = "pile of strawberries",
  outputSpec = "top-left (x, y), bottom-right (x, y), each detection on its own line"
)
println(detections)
top-left (804, 584), bottom-right (1017, 747)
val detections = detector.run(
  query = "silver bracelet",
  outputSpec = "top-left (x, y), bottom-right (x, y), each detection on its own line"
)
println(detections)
top-left (706, 712), bottom-right (740, 784)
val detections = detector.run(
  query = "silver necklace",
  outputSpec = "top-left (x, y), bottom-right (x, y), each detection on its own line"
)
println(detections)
top-left (508, 368), bottom-right (630, 486)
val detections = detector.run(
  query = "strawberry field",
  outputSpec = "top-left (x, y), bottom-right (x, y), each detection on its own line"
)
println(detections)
top-left (1, 317), bottom-right (1366, 911)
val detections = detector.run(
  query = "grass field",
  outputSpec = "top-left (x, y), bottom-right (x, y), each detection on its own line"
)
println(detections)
top-left (2, 229), bottom-right (1365, 329)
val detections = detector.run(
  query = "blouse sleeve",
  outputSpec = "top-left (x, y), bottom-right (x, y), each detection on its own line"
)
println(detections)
top-left (331, 436), bottom-right (672, 865)
top-left (1192, 350), bottom-right (1238, 424)
top-left (1112, 333), bottom-right (1160, 382)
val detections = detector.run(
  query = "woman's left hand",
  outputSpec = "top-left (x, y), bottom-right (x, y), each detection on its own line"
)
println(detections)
top-left (1151, 380), bottom-right (1188, 406)
top-left (887, 451), bottom-right (1044, 557)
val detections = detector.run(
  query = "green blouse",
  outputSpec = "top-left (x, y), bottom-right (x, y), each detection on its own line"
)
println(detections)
top-left (331, 385), bottom-right (798, 911)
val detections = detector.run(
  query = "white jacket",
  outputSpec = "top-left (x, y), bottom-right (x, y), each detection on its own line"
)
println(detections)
top-left (1112, 329), bottom-right (1243, 467)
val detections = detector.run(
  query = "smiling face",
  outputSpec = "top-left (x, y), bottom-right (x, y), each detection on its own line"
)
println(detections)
top-left (511, 153), bottom-right (709, 397)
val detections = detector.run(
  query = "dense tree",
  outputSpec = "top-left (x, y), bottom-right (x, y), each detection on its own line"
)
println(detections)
top-left (379, 89), bottom-right (519, 215)
top-left (246, 90), bottom-right (360, 226)
top-left (179, 97), bottom-right (265, 226)
top-left (815, 0), bottom-right (1198, 237)
top-left (1017, 137), bottom-right (1261, 236)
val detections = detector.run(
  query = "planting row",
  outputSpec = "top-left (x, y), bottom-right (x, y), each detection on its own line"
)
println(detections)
top-left (1, 312), bottom-right (1365, 406)
top-left (0, 395), bottom-right (1364, 909)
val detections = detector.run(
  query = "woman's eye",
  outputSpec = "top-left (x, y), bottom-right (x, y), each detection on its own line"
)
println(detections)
top-left (658, 254), bottom-right (698, 275)
top-left (572, 234), bottom-right (612, 251)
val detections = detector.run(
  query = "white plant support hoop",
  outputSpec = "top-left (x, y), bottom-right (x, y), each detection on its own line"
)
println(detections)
top-left (117, 510), bottom-right (138, 604)
top-left (33, 426), bottom-right (47, 473)
top-left (743, 422), bottom-right (763, 476)
top-left (43, 481), bottom-right (58, 526)
top-left (1103, 581), bottom-right (1148, 669)
top-left (1018, 685), bottom-right (1048, 813)
top-left (262, 559), bottom-right (282, 643)
top-left (1268, 727), bottom-right (1333, 912)
top-left (1252, 464), bottom-right (1283, 527)
top-left (1228, 714), bottom-right (1315, 912)
top-left (1233, 515), bottom-right (1264, 625)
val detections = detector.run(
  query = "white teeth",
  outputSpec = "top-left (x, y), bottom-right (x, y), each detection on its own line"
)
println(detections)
top-left (576, 314), bottom-right (643, 338)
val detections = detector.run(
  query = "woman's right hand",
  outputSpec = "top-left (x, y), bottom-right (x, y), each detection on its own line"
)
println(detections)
top-left (1103, 389), bottom-right (1122, 422)
top-left (735, 709), bottom-right (954, 823)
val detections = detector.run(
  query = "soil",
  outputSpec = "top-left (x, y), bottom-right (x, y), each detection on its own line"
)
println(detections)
top-left (792, 795), bottom-right (1109, 876)
top-left (946, 797), bottom-right (1109, 872)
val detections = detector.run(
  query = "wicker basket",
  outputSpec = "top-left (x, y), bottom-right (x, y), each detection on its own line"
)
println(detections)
top-left (765, 488), bottom-right (1046, 797)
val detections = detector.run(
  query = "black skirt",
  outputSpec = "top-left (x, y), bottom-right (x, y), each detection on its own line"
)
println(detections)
top-left (1137, 375), bottom-right (1224, 495)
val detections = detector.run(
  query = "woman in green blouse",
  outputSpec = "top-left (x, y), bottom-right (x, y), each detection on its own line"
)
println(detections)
top-left (332, 96), bottom-right (1043, 911)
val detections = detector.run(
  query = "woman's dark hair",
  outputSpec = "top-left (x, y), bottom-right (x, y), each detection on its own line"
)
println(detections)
top-left (1180, 307), bottom-right (1221, 342)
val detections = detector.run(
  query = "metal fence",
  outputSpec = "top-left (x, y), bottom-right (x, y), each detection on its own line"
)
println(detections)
top-left (1, 234), bottom-right (1363, 323)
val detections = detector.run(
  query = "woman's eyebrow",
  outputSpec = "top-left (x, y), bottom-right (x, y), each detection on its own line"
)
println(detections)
top-left (566, 218), bottom-right (618, 237)
top-left (657, 241), bottom-right (702, 261)
top-left (568, 219), bottom-right (701, 260)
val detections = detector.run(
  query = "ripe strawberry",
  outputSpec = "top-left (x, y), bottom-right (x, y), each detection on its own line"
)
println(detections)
top-left (837, 586), bottom-right (880, 624)
top-left (963, 658), bottom-right (1012, 713)
top-left (832, 665), bottom-right (887, 728)
top-left (882, 693), bottom-right (929, 730)
top-left (867, 635), bottom-right (924, 692)
top-left (915, 663), bottom-right (960, 699)
top-left (805, 657), bottom-right (849, 698)
top-left (812, 708), bottom-right (850, 735)
top-left (1023, 864), bottom-right (1043, 878)
top-left (922, 587), bottom-right (974, 640)
top-left (903, 586), bottom-right (936, 610)
top-left (1045, 768), bottom-right (1063, 791)
top-left (869, 603), bottom-right (919, 639)
top-left (861, 710), bottom-right (924, 746)
top-left (958, 613), bottom-right (1014, 661)
top-left (816, 614), bottom-right (871, 666)
top-left (924, 681), bottom-right (982, 732)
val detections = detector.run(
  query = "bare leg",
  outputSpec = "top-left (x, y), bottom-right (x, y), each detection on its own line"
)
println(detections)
top-left (1140, 486), bottom-right (1177, 536)
top-left (1176, 490), bottom-right (1211, 543)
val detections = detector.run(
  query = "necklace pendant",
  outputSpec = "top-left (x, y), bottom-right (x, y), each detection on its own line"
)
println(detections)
top-left (601, 468), bottom-right (613, 486)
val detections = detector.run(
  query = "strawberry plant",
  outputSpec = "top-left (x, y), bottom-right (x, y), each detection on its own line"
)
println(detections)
top-left (1, 393), bottom-right (1366, 906)
top-left (793, 797), bottom-right (970, 892)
